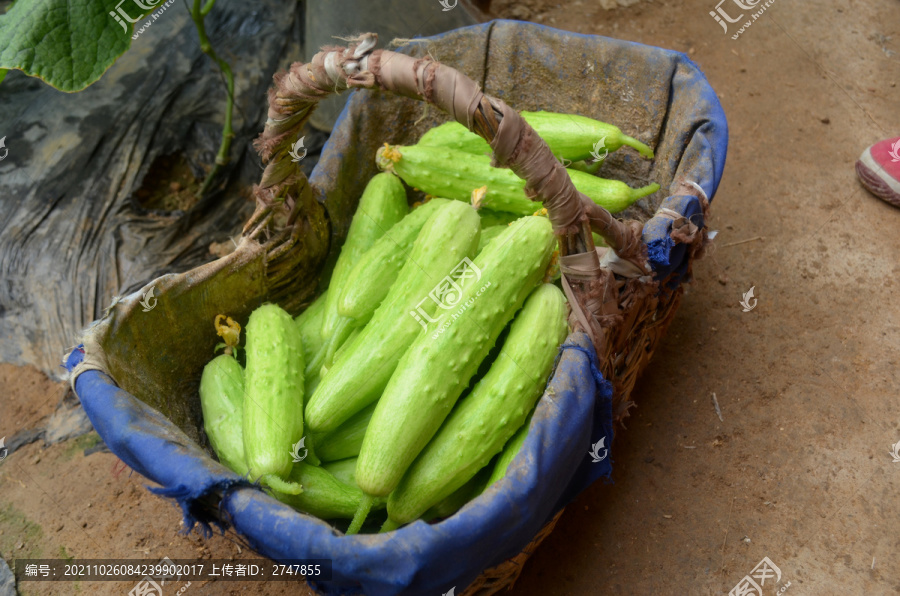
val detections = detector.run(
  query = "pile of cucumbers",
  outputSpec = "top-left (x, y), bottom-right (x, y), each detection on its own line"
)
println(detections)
top-left (199, 111), bottom-right (654, 533)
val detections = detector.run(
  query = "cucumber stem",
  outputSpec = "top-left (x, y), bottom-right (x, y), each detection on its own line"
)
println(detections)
top-left (621, 134), bottom-right (654, 159)
top-left (633, 182), bottom-right (661, 200)
top-left (260, 474), bottom-right (303, 495)
top-left (346, 494), bottom-right (375, 535)
top-left (379, 518), bottom-right (401, 533)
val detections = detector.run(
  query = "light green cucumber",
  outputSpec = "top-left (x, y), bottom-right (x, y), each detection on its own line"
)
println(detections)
top-left (305, 200), bottom-right (481, 436)
top-left (384, 283), bottom-right (568, 526)
top-left (295, 291), bottom-right (328, 395)
top-left (521, 110), bottom-right (654, 160)
top-left (242, 303), bottom-right (305, 494)
top-left (316, 402), bottom-right (375, 462)
top-left (486, 411), bottom-right (534, 487)
top-left (356, 216), bottom-right (557, 504)
top-left (419, 466), bottom-right (493, 524)
top-left (322, 457), bottom-right (360, 487)
top-left (337, 198), bottom-right (450, 324)
top-left (322, 326), bottom-right (360, 376)
top-left (313, 173), bottom-right (408, 372)
top-left (377, 144), bottom-right (659, 216)
top-left (272, 462), bottom-right (383, 520)
top-left (320, 173), bottom-right (408, 338)
top-left (417, 111), bottom-right (654, 161)
top-left (200, 354), bottom-right (248, 477)
top-left (477, 225), bottom-right (506, 252)
top-left (478, 208), bottom-right (520, 229)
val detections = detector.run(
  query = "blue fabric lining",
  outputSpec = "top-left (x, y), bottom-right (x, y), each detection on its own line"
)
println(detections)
top-left (66, 19), bottom-right (727, 596)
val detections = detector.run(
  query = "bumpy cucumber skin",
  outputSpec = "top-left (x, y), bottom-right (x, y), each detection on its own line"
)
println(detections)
top-left (385, 145), bottom-right (658, 216)
top-left (272, 462), bottom-right (381, 520)
top-left (567, 168), bottom-right (659, 213)
top-left (242, 304), bottom-right (305, 482)
top-left (356, 216), bottom-right (557, 498)
top-left (520, 110), bottom-right (653, 160)
top-left (316, 402), bottom-right (375, 462)
top-left (337, 198), bottom-right (449, 322)
top-left (200, 354), bottom-right (248, 477)
top-left (305, 200), bottom-right (481, 435)
top-left (418, 121), bottom-right (491, 155)
top-left (295, 291), bottom-right (328, 394)
top-left (417, 112), bottom-right (653, 161)
top-left (321, 173), bottom-right (408, 339)
top-left (486, 411), bottom-right (533, 487)
top-left (386, 283), bottom-right (568, 523)
top-left (387, 145), bottom-right (528, 214)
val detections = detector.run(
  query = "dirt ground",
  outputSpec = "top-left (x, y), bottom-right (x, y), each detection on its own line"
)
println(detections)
top-left (2, 0), bottom-right (899, 594)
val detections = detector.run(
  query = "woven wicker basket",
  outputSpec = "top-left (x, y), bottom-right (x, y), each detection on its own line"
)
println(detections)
top-left (244, 31), bottom-right (709, 594)
top-left (67, 21), bottom-right (723, 596)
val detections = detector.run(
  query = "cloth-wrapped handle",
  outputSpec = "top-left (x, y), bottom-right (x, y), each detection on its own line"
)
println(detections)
top-left (251, 33), bottom-right (649, 347)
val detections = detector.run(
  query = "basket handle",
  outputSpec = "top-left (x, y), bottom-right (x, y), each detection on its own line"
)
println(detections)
top-left (251, 33), bottom-right (650, 348)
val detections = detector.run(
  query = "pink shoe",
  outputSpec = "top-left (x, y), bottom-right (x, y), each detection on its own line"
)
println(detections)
top-left (856, 137), bottom-right (900, 207)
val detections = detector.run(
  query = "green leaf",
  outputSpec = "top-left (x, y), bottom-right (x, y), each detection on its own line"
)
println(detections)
top-left (0, 69), bottom-right (7, 85)
top-left (0, 0), bottom-right (155, 92)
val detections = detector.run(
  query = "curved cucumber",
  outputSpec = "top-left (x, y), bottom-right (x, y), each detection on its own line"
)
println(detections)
top-left (486, 411), bottom-right (534, 487)
top-left (242, 304), bottom-right (305, 486)
top-left (295, 291), bottom-right (328, 395)
top-left (305, 200), bottom-right (481, 435)
top-left (417, 111), bottom-right (654, 161)
top-left (322, 326), bottom-right (360, 377)
top-left (272, 462), bottom-right (383, 520)
top-left (385, 283), bottom-right (568, 525)
top-left (356, 216), bottom-right (557, 499)
top-left (337, 198), bottom-right (449, 323)
top-left (477, 225), bottom-right (506, 253)
top-left (420, 466), bottom-right (493, 523)
top-left (316, 402), bottom-right (375, 462)
top-left (322, 457), bottom-right (360, 487)
top-left (199, 354), bottom-right (248, 477)
top-left (314, 173), bottom-right (408, 372)
top-left (321, 173), bottom-right (408, 339)
top-left (378, 144), bottom-right (659, 216)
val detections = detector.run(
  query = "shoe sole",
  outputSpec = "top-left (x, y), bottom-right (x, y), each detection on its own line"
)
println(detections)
top-left (856, 147), bottom-right (900, 208)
